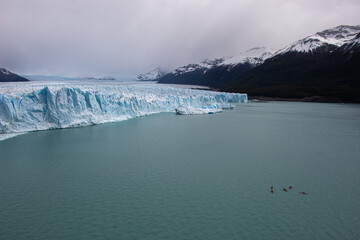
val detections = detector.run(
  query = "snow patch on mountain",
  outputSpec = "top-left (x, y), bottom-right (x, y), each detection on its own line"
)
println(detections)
top-left (341, 32), bottom-right (360, 52)
top-left (220, 47), bottom-right (276, 66)
top-left (0, 68), bottom-right (11, 75)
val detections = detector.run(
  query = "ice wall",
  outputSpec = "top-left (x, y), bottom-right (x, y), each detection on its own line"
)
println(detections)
top-left (0, 82), bottom-right (247, 135)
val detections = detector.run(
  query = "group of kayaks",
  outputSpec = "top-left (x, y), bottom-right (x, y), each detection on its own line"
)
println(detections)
top-left (271, 186), bottom-right (308, 195)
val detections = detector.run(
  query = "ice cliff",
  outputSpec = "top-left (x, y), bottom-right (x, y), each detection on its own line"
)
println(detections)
top-left (0, 82), bottom-right (247, 137)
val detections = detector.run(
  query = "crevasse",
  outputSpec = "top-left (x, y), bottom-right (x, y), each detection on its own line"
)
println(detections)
top-left (0, 82), bottom-right (247, 135)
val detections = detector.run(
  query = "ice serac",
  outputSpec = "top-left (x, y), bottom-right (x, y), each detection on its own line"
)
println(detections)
top-left (0, 82), bottom-right (247, 136)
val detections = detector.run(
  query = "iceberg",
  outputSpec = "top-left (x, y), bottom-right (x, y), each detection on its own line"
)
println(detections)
top-left (0, 82), bottom-right (247, 138)
top-left (175, 105), bottom-right (222, 115)
top-left (217, 103), bottom-right (235, 109)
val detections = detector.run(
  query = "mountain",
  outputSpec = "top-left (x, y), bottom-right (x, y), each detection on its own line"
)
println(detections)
top-left (136, 68), bottom-right (166, 81)
top-left (140, 25), bottom-right (360, 102)
top-left (341, 32), bottom-right (360, 52)
top-left (276, 25), bottom-right (360, 54)
top-left (223, 25), bottom-right (360, 102)
top-left (157, 47), bottom-right (276, 88)
top-left (0, 68), bottom-right (28, 82)
top-left (81, 76), bottom-right (116, 80)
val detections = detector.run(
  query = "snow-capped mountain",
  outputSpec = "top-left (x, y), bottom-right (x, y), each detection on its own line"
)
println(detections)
top-left (157, 47), bottom-right (276, 88)
top-left (276, 25), bottom-right (360, 54)
top-left (171, 47), bottom-right (275, 76)
top-left (149, 25), bottom-right (360, 83)
top-left (0, 67), bottom-right (28, 82)
top-left (223, 25), bottom-right (360, 102)
top-left (155, 24), bottom-right (360, 102)
top-left (136, 68), bottom-right (166, 81)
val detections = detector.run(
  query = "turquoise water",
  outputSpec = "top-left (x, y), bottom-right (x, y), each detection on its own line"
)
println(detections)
top-left (0, 101), bottom-right (360, 239)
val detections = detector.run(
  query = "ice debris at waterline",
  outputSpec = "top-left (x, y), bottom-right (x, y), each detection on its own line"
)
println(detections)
top-left (0, 82), bottom-right (247, 137)
top-left (176, 105), bottom-right (223, 115)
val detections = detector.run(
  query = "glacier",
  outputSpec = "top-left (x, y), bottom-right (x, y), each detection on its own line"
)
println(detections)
top-left (0, 82), bottom-right (247, 139)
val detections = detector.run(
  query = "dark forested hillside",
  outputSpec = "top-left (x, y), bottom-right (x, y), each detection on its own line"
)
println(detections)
top-left (158, 63), bottom-right (254, 88)
top-left (222, 50), bottom-right (360, 102)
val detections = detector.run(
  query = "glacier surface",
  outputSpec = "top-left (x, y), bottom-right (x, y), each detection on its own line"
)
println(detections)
top-left (0, 82), bottom-right (247, 139)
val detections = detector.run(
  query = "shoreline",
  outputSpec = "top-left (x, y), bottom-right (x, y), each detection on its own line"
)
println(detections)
top-left (247, 95), bottom-right (351, 103)
top-left (173, 85), bottom-right (352, 104)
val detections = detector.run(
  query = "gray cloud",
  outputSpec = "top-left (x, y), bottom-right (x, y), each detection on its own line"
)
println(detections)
top-left (1, 0), bottom-right (359, 78)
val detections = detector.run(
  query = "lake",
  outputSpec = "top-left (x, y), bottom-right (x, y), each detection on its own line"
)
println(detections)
top-left (0, 101), bottom-right (359, 239)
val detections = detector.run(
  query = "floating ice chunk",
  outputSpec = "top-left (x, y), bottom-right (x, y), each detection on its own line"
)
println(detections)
top-left (175, 105), bottom-right (222, 115)
top-left (0, 132), bottom-right (27, 141)
top-left (217, 103), bottom-right (235, 109)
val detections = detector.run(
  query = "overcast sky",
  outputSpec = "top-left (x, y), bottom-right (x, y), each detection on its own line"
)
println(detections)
top-left (0, 0), bottom-right (359, 78)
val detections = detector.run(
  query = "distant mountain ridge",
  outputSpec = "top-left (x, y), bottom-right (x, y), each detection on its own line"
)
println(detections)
top-left (138, 24), bottom-right (360, 102)
top-left (81, 76), bottom-right (116, 80)
top-left (170, 47), bottom-right (276, 75)
top-left (157, 47), bottom-right (276, 88)
top-left (0, 68), bottom-right (28, 82)
top-left (136, 68), bottom-right (166, 81)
